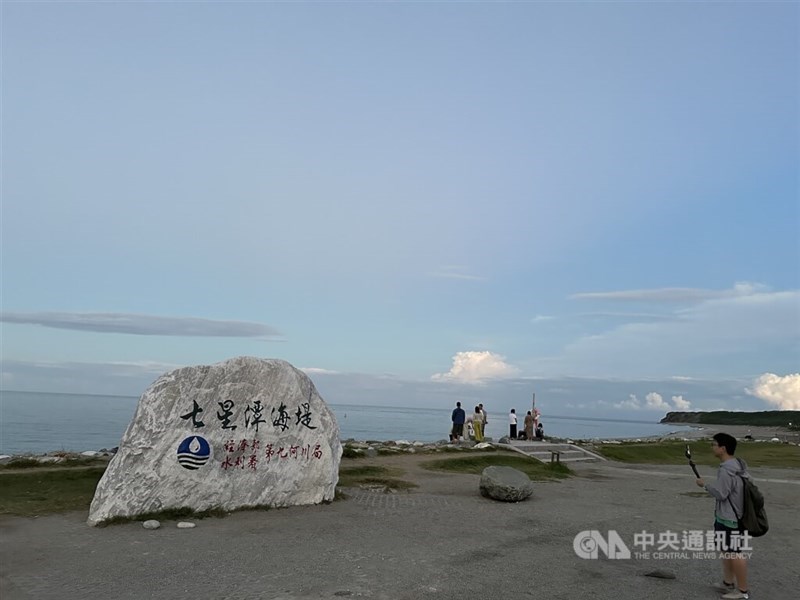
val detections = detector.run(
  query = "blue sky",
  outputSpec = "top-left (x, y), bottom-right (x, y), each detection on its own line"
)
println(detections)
top-left (2, 2), bottom-right (798, 415)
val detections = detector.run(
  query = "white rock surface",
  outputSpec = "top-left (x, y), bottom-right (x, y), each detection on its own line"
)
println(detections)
top-left (177, 522), bottom-right (196, 529)
top-left (36, 456), bottom-right (63, 463)
top-left (143, 520), bottom-right (161, 530)
top-left (474, 442), bottom-right (493, 449)
top-left (0, 455), bottom-right (12, 465)
top-left (81, 451), bottom-right (100, 457)
top-left (87, 357), bottom-right (342, 526)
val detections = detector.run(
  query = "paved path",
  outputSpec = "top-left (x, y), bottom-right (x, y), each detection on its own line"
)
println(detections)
top-left (1, 456), bottom-right (798, 600)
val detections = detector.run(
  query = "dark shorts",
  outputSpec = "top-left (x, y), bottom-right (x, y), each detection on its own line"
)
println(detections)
top-left (713, 520), bottom-right (744, 552)
top-left (452, 423), bottom-right (464, 437)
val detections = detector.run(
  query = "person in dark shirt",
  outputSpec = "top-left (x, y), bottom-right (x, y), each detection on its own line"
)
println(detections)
top-left (450, 402), bottom-right (466, 442)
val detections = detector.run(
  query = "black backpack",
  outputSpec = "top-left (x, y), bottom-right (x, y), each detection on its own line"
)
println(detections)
top-left (728, 459), bottom-right (769, 537)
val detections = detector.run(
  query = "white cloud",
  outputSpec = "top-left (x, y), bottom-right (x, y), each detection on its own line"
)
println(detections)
top-left (615, 392), bottom-right (690, 411)
top-left (0, 311), bottom-right (282, 338)
top-left (429, 265), bottom-right (486, 281)
top-left (645, 392), bottom-right (670, 410)
top-left (431, 351), bottom-right (519, 384)
top-left (671, 395), bottom-right (691, 410)
top-left (615, 394), bottom-right (641, 409)
top-left (300, 367), bottom-right (340, 375)
top-left (576, 312), bottom-right (674, 321)
top-left (531, 315), bottom-right (556, 323)
top-left (547, 290), bottom-right (799, 378)
top-left (569, 282), bottom-right (767, 303)
top-left (746, 373), bottom-right (800, 410)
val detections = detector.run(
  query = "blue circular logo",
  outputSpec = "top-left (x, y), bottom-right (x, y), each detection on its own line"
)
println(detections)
top-left (177, 436), bottom-right (211, 470)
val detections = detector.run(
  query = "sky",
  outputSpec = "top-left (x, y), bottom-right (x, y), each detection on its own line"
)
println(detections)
top-left (1, 2), bottom-right (799, 417)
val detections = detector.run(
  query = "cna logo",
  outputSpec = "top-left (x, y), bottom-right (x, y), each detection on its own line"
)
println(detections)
top-left (573, 530), bottom-right (632, 560)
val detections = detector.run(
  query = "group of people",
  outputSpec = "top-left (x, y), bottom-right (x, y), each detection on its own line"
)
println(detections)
top-left (450, 403), bottom-right (544, 443)
top-left (508, 408), bottom-right (544, 441)
top-left (449, 402), bottom-right (489, 442)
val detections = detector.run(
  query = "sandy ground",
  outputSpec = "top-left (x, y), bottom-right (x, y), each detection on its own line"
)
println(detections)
top-left (1, 452), bottom-right (798, 600)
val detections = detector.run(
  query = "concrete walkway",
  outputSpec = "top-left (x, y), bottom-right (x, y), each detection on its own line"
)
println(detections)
top-left (1, 456), bottom-right (798, 600)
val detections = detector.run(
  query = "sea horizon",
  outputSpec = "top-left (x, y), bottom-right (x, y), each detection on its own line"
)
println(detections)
top-left (0, 389), bottom-right (693, 455)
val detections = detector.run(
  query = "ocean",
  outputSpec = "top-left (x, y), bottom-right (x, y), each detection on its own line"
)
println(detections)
top-left (0, 390), bottom-right (692, 455)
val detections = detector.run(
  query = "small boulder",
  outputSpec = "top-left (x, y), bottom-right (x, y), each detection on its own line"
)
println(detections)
top-left (474, 443), bottom-right (493, 450)
top-left (0, 455), bottom-right (12, 465)
top-left (81, 451), bottom-right (100, 457)
top-left (479, 466), bottom-right (533, 502)
top-left (142, 520), bottom-right (161, 530)
top-left (177, 522), bottom-right (196, 529)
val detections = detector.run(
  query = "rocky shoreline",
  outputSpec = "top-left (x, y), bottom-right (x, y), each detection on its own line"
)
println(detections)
top-left (3, 425), bottom-right (798, 465)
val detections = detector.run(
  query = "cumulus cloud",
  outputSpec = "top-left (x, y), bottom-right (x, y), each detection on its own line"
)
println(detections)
top-left (0, 311), bottom-right (282, 338)
top-left (746, 373), bottom-right (800, 410)
top-left (431, 351), bottom-right (519, 384)
top-left (645, 392), bottom-right (670, 410)
top-left (615, 394), bottom-right (641, 409)
top-left (569, 282), bottom-right (767, 303)
top-left (671, 395), bottom-right (691, 410)
top-left (615, 392), bottom-right (691, 411)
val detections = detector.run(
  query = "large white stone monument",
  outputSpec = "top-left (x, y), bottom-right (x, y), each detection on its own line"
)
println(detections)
top-left (88, 357), bottom-right (342, 526)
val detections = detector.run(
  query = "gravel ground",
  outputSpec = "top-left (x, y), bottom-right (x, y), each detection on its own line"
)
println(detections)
top-left (1, 454), bottom-right (798, 600)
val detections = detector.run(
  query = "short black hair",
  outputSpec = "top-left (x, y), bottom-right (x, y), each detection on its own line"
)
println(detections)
top-left (456, 402), bottom-right (461, 407)
top-left (713, 432), bottom-right (737, 455)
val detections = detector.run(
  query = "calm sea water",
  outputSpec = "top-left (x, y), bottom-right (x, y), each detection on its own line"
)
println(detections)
top-left (0, 390), bottom-right (691, 455)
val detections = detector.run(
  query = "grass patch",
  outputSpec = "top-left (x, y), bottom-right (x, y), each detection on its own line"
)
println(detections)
top-left (420, 453), bottom-right (572, 481)
top-left (596, 440), bottom-right (800, 468)
top-left (0, 456), bottom-right (109, 470)
top-left (376, 448), bottom-right (401, 456)
top-left (0, 466), bottom-right (106, 516)
top-left (341, 446), bottom-right (366, 459)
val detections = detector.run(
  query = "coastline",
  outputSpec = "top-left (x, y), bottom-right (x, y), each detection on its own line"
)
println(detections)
top-left (628, 423), bottom-right (796, 443)
top-left (2, 423), bottom-right (798, 464)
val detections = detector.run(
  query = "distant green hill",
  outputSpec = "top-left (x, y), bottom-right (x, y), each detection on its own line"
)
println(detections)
top-left (661, 411), bottom-right (799, 427)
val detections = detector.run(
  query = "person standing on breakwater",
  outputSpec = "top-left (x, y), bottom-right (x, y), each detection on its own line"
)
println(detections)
top-left (524, 410), bottom-right (534, 440)
top-left (508, 408), bottom-right (517, 440)
top-left (479, 403), bottom-right (488, 435)
top-left (472, 405), bottom-right (484, 442)
top-left (451, 402), bottom-right (466, 442)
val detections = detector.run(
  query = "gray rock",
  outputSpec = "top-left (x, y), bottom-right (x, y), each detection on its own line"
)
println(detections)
top-left (87, 357), bottom-right (343, 526)
top-left (36, 456), bottom-right (63, 464)
top-left (142, 520), bottom-right (161, 530)
top-left (177, 522), bottom-right (196, 529)
top-left (479, 466), bottom-right (533, 502)
top-left (498, 436), bottom-right (512, 444)
top-left (81, 451), bottom-right (99, 457)
top-left (0, 455), bottom-right (12, 465)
